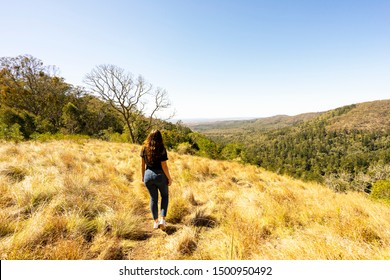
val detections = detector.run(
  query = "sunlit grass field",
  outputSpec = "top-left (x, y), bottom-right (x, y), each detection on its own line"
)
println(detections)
top-left (0, 139), bottom-right (389, 259)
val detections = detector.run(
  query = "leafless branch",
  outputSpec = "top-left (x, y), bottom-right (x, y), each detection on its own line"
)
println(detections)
top-left (84, 64), bottom-right (172, 143)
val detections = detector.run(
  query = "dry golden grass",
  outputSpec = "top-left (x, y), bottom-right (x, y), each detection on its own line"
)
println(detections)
top-left (0, 139), bottom-right (389, 260)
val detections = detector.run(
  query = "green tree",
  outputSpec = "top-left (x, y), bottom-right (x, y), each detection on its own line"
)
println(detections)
top-left (0, 55), bottom-right (72, 132)
top-left (61, 102), bottom-right (81, 134)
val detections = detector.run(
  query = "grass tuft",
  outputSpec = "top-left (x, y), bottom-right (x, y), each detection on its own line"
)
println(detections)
top-left (1, 166), bottom-right (27, 182)
top-left (189, 209), bottom-right (218, 228)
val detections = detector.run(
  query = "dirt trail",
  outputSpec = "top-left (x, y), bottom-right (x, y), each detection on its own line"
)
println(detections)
top-left (128, 223), bottom-right (182, 259)
top-left (125, 201), bottom-right (185, 260)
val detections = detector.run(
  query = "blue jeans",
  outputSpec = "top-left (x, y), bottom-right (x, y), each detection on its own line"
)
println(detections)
top-left (143, 168), bottom-right (169, 220)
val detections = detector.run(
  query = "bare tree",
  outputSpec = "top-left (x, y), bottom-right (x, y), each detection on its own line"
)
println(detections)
top-left (84, 64), bottom-right (172, 143)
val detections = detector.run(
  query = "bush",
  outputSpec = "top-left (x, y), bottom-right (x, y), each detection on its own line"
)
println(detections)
top-left (220, 143), bottom-right (243, 161)
top-left (0, 106), bottom-right (35, 139)
top-left (370, 180), bottom-right (390, 201)
top-left (30, 132), bottom-right (90, 142)
top-left (176, 142), bottom-right (195, 155)
top-left (189, 133), bottom-right (220, 159)
top-left (99, 128), bottom-right (128, 143)
top-left (324, 172), bottom-right (352, 193)
top-left (0, 123), bottom-right (24, 141)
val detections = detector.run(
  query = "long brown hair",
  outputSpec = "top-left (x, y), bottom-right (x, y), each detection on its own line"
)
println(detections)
top-left (143, 129), bottom-right (165, 164)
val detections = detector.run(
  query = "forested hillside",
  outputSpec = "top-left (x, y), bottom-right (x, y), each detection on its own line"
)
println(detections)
top-left (0, 54), bottom-right (215, 155)
top-left (191, 100), bottom-right (390, 192)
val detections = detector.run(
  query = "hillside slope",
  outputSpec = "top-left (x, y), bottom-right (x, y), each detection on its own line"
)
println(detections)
top-left (190, 100), bottom-right (390, 136)
top-left (326, 100), bottom-right (390, 132)
top-left (0, 140), bottom-right (389, 260)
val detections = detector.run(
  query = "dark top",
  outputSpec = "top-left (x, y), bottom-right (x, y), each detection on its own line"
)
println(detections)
top-left (140, 146), bottom-right (168, 170)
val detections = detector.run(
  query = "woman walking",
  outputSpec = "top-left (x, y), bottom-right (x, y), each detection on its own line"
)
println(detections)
top-left (140, 129), bottom-right (173, 230)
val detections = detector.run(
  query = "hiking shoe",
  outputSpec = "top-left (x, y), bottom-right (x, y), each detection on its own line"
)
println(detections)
top-left (158, 220), bottom-right (167, 230)
top-left (153, 221), bottom-right (159, 229)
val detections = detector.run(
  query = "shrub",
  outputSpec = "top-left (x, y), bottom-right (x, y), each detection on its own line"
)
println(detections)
top-left (99, 128), bottom-right (128, 143)
top-left (0, 106), bottom-right (36, 138)
top-left (324, 172), bottom-right (352, 193)
top-left (30, 132), bottom-right (90, 142)
top-left (0, 123), bottom-right (24, 141)
top-left (220, 143), bottom-right (242, 161)
top-left (370, 180), bottom-right (390, 201)
top-left (176, 142), bottom-right (195, 155)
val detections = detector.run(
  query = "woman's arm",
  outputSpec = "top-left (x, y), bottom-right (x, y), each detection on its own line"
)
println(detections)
top-left (161, 161), bottom-right (172, 186)
top-left (141, 157), bottom-right (145, 182)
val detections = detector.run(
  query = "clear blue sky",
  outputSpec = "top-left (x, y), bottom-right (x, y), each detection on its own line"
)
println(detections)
top-left (1, 0), bottom-right (389, 120)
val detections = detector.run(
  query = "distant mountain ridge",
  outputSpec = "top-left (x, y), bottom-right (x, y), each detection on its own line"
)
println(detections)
top-left (189, 100), bottom-right (390, 136)
top-left (187, 112), bottom-right (321, 138)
